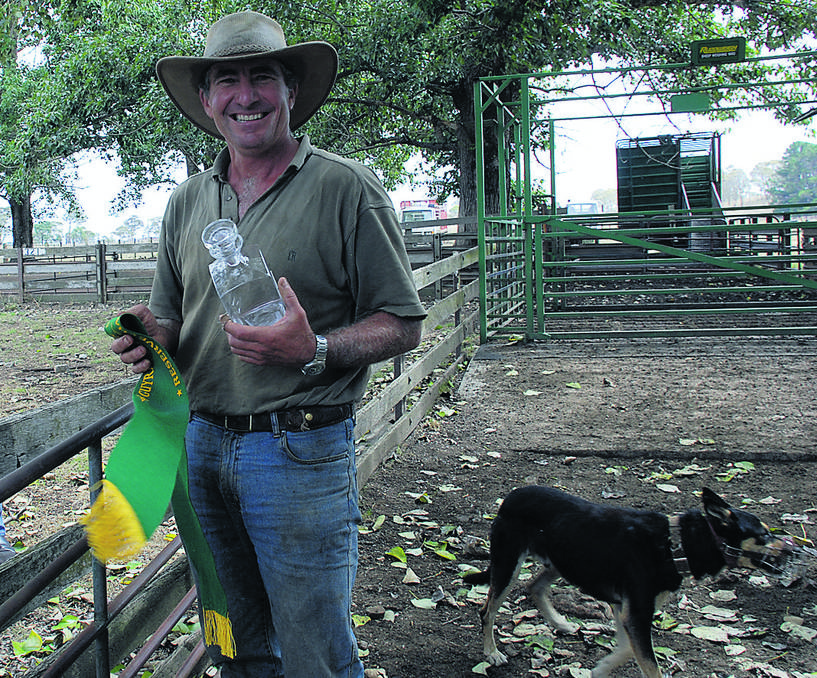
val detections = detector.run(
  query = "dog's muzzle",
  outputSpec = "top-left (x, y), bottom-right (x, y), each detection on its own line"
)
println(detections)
top-left (727, 533), bottom-right (812, 586)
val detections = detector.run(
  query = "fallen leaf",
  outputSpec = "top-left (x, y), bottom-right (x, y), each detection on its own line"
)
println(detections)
top-left (672, 463), bottom-right (710, 477)
top-left (781, 621), bottom-right (817, 642)
top-left (512, 622), bottom-right (543, 637)
top-left (700, 605), bottom-right (738, 622)
top-left (656, 483), bottom-right (680, 493)
top-left (691, 625), bottom-right (730, 643)
top-left (402, 568), bottom-right (420, 585)
top-left (410, 598), bottom-right (436, 609)
top-left (386, 546), bottom-right (407, 563)
top-left (710, 590), bottom-right (738, 602)
top-left (352, 614), bottom-right (371, 628)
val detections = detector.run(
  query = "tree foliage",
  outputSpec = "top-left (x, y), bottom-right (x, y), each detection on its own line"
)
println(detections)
top-left (2, 0), bottom-right (817, 246)
top-left (768, 142), bottom-right (817, 205)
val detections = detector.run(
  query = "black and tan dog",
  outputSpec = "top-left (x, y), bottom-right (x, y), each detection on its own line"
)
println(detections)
top-left (463, 486), bottom-right (802, 678)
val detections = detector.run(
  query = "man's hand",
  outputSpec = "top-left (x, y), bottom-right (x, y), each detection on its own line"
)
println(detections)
top-left (111, 304), bottom-right (180, 374)
top-left (222, 277), bottom-right (317, 367)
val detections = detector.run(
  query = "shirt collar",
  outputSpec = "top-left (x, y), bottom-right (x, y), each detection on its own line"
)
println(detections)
top-left (211, 135), bottom-right (313, 185)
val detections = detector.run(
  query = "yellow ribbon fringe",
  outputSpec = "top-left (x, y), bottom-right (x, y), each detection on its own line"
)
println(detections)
top-left (203, 609), bottom-right (237, 659)
top-left (81, 479), bottom-right (147, 563)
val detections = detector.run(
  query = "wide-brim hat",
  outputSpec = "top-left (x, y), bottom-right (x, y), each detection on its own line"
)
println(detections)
top-left (156, 11), bottom-right (338, 138)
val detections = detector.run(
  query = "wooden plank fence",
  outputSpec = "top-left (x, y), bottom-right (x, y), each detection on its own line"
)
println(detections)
top-left (1, 223), bottom-right (477, 304)
top-left (0, 242), bottom-right (160, 304)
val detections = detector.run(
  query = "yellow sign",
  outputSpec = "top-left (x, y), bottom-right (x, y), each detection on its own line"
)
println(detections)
top-left (691, 38), bottom-right (746, 66)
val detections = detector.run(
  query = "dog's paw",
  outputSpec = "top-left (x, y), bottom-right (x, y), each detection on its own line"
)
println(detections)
top-left (486, 650), bottom-right (509, 666)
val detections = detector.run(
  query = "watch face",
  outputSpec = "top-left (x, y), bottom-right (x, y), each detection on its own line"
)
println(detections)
top-left (303, 362), bottom-right (325, 376)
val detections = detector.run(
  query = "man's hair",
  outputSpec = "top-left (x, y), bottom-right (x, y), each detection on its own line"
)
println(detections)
top-left (199, 59), bottom-right (299, 98)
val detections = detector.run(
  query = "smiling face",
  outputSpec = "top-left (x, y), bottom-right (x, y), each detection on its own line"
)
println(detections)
top-left (199, 57), bottom-right (298, 159)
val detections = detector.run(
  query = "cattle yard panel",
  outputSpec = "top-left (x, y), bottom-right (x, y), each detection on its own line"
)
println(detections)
top-left (475, 52), bottom-right (817, 341)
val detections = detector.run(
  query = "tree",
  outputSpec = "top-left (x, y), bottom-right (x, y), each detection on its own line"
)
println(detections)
top-left (721, 167), bottom-right (751, 207)
top-left (768, 142), bottom-right (817, 204)
top-left (33, 219), bottom-right (64, 245)
top-left (1, 1), bottom-right (97, 246)
top-left (751, 161), bottom-right (780, 203)
top-left (0, 0), bottom-right (216, 246)
top-left (591, 188), bottom-right (617, 213)
top-left (65, 222), bottom-right (96, 245)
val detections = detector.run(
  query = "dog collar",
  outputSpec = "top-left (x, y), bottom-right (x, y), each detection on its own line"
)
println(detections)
top-left (668, 515), bottom-right (692, 577)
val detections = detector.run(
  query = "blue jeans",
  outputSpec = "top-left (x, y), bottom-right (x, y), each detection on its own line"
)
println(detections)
top-left (0, 503), bottom-right (14, 562)
top-left (185, 414), bottom-right (364, 678)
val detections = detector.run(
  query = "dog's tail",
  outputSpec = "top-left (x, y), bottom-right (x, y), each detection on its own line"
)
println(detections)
top-left (462, 568), bottom-right (490, 585)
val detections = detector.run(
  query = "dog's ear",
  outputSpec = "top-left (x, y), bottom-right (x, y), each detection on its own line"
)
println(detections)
top-left (701, 487), bottom-right (734, 526)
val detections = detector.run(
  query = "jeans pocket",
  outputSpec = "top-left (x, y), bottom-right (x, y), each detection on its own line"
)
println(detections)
top-left (282, 420), bottom-right (352, 465)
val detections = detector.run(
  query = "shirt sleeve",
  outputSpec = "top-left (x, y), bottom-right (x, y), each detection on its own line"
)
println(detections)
top-left (347, 175), bottom-right (427, 322)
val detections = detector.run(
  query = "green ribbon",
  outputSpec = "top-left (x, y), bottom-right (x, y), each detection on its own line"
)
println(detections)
top-left (82, 313), bottom-right (235, 658)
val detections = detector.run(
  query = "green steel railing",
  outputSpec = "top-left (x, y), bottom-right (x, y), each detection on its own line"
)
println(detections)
top-left (480, 206), bottom-right (817, 340)
top-left (474, 53), bottom-right (817, 342)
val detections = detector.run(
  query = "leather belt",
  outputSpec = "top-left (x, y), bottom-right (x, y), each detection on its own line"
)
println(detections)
top-left (194, 404), bottom-right (353, 433)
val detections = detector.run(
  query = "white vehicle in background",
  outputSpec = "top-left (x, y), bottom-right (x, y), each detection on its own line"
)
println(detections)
top-left (565, 201), bottom-right (602, 216)
top-left (399, 199), bottom-right (456, 235)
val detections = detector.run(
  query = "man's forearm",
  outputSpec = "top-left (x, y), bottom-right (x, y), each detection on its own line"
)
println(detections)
top-left (326, 312), bottom-right (422, 369)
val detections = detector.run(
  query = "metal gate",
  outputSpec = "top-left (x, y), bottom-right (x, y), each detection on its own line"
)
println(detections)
top-left (474, 50), bottom-right (817, 341)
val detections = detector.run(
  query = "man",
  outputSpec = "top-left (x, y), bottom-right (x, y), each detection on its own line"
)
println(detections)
top-left (112, 11), bottom-right (425, 678)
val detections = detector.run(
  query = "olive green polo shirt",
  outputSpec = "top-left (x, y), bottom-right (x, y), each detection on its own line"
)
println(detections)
top-left (150, 136), bottom-right (426, 414)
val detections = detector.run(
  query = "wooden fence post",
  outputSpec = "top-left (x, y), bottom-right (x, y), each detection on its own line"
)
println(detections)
top-left (16, 248), bottom-right (24, 303)
top-left (96, 243), bottom-right (107, 304)
top-left (393, 354), bottom-right (405, 421)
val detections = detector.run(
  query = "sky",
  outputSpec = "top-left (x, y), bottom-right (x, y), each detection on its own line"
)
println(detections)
top-left (67, 107), bottom-right (815, 235)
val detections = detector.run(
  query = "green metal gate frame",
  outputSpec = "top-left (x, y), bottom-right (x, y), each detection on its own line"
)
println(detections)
top-left (474, 51), bottom-right (817, 341)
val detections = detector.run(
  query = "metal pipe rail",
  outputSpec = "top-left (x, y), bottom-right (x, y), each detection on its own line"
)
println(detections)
top-left (0, 403), bottom-right (133, 503)
top-left (41, 537), bottom-right (184, 678)
top-left (0, 404), bottom-right (197, 678)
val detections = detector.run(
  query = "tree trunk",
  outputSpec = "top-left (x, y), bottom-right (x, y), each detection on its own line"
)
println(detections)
top-left (11, 195), bottom-right (33, 247)
top-left (453, 83), bottom-right (502, 229)
top-left (452, 76), bottom-right (507, 226)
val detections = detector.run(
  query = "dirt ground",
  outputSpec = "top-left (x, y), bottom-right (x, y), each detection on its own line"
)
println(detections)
top-left (353, 336), bottom-right (817, 678)
top-left (2, 305), bottom-right (817, 677)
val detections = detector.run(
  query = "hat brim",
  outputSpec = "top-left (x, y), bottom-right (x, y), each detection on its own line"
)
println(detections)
top-left (156, 42), bottom-right (338, 138)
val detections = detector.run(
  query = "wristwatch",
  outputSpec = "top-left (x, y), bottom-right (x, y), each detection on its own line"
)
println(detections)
top-left (302, 334), bottom-right (328, 376)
